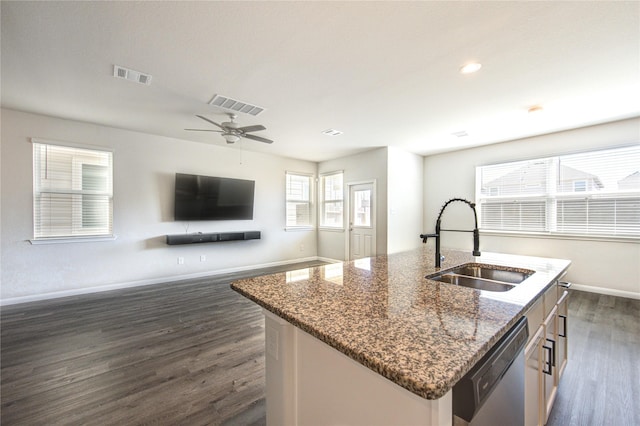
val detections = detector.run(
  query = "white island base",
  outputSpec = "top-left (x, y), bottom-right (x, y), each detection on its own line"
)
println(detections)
top-left (264, 310), bottom-right (453, 426)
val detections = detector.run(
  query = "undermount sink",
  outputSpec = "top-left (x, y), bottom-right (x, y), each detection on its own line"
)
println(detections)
top-left (426, 263), bottom-right (534, 292)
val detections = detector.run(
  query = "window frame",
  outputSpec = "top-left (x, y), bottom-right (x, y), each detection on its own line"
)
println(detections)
top-left (319, 171), bottom-right (344, 230)
top-left (31, 138), bottom-right (115, 244)
top-left (476, 145), bottom-right (640, 240)
top-left (285, 171), bottom-right (314, 230)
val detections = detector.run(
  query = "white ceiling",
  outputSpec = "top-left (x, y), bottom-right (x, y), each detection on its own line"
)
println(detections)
top-left (2, 1), bottom-right (639, 162)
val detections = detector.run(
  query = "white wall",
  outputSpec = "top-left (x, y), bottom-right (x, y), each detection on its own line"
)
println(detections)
top-left (387, 146), bottom-right (423, 254)
top-left (423, 118), bottom-right (640, 299)
top-left (1, 109), bottom-right (318, 303)
top-left (318, 148), bottom-right (388, 260)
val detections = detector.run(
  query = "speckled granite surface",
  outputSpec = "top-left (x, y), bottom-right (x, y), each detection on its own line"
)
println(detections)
top-left (231, 246), bottom-right (570, 400)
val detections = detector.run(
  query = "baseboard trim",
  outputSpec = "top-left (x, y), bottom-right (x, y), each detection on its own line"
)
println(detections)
top-left (570, 283), bottom-right (640, 300)
top-left (7, 260), bottom-right (634, 306)
top-left (317, 256), bottom-right (344, 263)
top-left (0, 256), bottom-right (322, 306)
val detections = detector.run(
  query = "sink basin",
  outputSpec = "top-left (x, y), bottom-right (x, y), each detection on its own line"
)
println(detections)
top-left (431, 273), bottom-right (516, 292)
top-left (447, 264), bottom-right (533, 284)
top-left (426, 263), bottom-right (534, 292)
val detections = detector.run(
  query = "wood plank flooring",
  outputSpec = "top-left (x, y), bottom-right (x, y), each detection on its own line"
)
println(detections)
top-left (546, 290), bottom-right (640, 426)
top-left (1, 261), bottom-right (326, 426)
top-left (2, 267), bottom-right (638, 426)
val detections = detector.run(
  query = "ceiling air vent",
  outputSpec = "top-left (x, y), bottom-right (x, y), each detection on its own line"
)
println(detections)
top-left (209, 94), bottom-right (265, 116)
top-left (322, 129), bottom-right (344, 136)
top-left (113, 65), bottom-right (152, 85)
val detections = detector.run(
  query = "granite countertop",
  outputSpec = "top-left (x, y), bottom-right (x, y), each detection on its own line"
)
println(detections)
top-left (231, 246), bottom-right (571, 400)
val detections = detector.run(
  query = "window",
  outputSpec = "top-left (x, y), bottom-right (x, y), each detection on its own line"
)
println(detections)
top-left (476, 145), bottom-right (640, 238)
top-left (33, 140), bottom-right (113, 240)
top-left (319, 172), bottom-right (344, 228)
top-left (285, 172), bottom-right (312, 227)
top-left (352, 188), bottom-right (372, 227)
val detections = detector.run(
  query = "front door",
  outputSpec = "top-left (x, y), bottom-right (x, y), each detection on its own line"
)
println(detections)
top-left (348, 182), bottom-right (376, 260)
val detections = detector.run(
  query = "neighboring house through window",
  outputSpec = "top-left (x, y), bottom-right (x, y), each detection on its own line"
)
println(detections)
top-left (32, 140), bottom-right (113, 241)
top-left (476, 145), bottom-right (640, 237)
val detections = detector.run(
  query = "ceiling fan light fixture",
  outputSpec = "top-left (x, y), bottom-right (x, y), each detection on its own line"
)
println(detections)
top-left (224, 134), bottom-right (241, 144)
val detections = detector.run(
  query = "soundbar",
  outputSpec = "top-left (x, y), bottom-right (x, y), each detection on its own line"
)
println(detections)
top-left (166, 231), bottom-right (261, 245)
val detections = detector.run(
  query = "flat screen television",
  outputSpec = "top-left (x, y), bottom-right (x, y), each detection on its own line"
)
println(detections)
top-left (174, 173), bottom-right (255, 221)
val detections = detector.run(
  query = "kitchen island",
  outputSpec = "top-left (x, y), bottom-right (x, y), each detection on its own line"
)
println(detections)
top-left (231, 247), bottom-right (571, 425)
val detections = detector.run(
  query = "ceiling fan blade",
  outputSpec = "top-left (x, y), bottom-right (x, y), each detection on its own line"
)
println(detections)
top-left (185, 128), bottom-right (223, 132)
top-left (237, 124), bottom-right (266, 133)
top-left (244, 134), bottom-right (274, 144)
top-left (196, 115), bottom-right (225, 129)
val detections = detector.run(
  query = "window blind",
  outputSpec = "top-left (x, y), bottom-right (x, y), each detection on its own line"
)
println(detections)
top-left (33, 142), bottom-right (113, 239)
top-left (476, 145), bottom-right (640, 237)
top-left (285, 172), bottom-right (312, 227)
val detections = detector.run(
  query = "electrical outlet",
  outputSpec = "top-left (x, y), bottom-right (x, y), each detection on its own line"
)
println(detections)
top-left (200, 255), bottom-right (206, 262)
top-left (178, 257), bottom-right (184, 265)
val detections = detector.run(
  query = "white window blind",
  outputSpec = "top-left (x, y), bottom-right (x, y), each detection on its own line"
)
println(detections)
top-left (285, 172), bottom-right (312, 227)
top-left (477, 145), bottom-right (640, 238)
top-left (319, 172), bottom-right (343, 228)
top-left (33, 141), bottom-right (113, 239)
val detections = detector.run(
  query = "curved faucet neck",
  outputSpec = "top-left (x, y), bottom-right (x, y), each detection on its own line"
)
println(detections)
top-left (436, 197), bottom-right (479, 230)
top-left (431, 197), bottom-right (481, 267)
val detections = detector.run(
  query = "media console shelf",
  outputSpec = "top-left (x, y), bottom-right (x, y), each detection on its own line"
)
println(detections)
top-left (166, 231), bottom-right (261, 245)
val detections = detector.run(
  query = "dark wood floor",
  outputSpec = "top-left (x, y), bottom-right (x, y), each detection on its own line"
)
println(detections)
top-left (1, 261), bottom-right (326, 426)
top-left (2, 267), bottom-right (638, 425)
top-left (546, 290), bottom-right (640, 426)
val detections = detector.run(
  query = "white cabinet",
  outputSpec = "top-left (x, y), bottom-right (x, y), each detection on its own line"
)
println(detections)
top-left (525, 325), bottom-right (544, 426)
top-left (556, 289), bottom-right (570, 379)
top-left (524, 279), bottom-right (570, 426)
top-left (542, 305), bottom-right (558, 424)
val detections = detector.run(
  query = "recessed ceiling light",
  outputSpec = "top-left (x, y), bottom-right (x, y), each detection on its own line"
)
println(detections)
top-left (322, 129), bottom-right (343, 136)
top-left (528, 105), bottom-right (544, 114)
top-left (460, 63), bottom-right (482, 74)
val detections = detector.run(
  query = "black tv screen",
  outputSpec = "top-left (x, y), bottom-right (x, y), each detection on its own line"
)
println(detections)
top-left (174, 173), bottom-right (255, 221)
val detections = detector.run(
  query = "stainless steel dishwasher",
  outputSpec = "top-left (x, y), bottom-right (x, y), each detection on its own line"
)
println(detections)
top-left (453, 317), bottom-right (529, 426)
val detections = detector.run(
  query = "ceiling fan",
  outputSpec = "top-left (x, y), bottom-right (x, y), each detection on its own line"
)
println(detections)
top-left (185, 113), bottom-right (273, 144)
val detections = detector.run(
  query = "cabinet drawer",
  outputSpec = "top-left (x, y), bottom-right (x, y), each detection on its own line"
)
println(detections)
top-left (525, 297), bottom-right (544, 342)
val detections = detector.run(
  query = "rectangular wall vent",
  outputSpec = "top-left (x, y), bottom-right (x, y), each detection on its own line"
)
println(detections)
top-left (322, 129), bottom-right (344, 136)
top-left (209, 94), bottom-right (265, 116)
top-left (113, 65), bottom-right (152, 85)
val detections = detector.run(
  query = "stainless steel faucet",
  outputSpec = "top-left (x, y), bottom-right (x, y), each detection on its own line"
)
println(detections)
top-left (420, 198), bottom-right (481, 268)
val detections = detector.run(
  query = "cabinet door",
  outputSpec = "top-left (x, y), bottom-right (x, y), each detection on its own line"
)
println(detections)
top-left (556, 290), bottom-right (569, 380)
top-left (542, 305), bottom-right (558, 424)
top-left (525, 326), bottom-right (544, 426)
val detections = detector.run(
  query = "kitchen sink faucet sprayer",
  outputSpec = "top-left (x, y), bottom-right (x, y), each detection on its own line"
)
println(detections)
top-left (420, 198), bottom-right (481, 268)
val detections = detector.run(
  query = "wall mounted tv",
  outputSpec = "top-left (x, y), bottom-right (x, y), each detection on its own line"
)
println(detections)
top-left (174, 173), bottom-right (255, 221)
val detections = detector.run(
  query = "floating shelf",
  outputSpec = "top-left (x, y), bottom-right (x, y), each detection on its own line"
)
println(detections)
top-left (166, 231), bottom-right (261, 245)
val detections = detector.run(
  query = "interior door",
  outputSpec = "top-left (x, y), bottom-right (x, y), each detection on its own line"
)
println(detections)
top-left (348, 183), bottom-right (375, 260)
